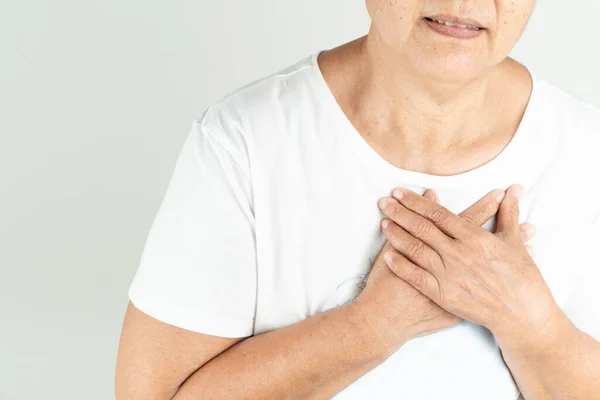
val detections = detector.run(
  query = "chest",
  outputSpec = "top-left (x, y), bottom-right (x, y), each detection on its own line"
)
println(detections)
top-left (256, 183), bottom-right (583, 325)
top-left (251, 169), bottom-right (589, 399)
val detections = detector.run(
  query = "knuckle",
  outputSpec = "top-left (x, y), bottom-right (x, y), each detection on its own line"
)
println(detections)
top-left (411, 218), bottom-right (433, 237)
top-left (429, 207), bottom-right (450, 225)
top-left (507, 204), bottom-right (520, 217)
top-left (411, 268), bottom-right (427, 287)
top-left (461, 214), bottom-right (478, 226)
top-left (405, 240), bottom-right (426, 260)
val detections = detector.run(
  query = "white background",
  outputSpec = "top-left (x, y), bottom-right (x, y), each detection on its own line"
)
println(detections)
top-left (1, 1), bottom-right (599, 399)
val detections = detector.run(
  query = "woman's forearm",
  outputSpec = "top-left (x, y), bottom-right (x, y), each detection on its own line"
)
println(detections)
top-left (172, 302), bottom-right (402, 400)
top-left (496, 313), bottom-right (600, 399)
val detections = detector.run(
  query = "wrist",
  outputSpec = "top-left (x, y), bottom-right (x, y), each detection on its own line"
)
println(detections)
top-left (343, 298), bottom-right (409, 359)
top-left (494, 306), bottom-right (575, 354)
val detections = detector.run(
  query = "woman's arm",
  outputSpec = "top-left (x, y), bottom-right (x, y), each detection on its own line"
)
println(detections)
top-left (116, 299), bottom-right (403, 400)
top-left (376, 185), bottom-right (600, 399)
top-left (495, 314), bottom-right (600, 399)
top-left (115, 302), bottom-right (244, 400)
top-left (170, 300), bottom-right (394, 400)
top-left (117, 190), bottom-right (513, 399)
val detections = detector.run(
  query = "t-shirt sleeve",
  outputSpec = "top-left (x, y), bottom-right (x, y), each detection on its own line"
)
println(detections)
top-left (562, 211), bottom-right (600, 342)
top-left (128, 111), bottom-right (257, 338)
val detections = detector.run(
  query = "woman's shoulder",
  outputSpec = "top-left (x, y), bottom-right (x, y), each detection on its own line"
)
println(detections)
top-left (531, 76), bottom-right (600, 205)
top-left (198, 52), bottom-right (320, 138)
top-left (532, 76), bottom-right (600, 141)
top-left (527, 75), bottom-right (600, 178)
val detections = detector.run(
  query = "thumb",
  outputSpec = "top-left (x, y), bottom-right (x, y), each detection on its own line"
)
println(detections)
top-left (496, 184), bottom-right (523, 241)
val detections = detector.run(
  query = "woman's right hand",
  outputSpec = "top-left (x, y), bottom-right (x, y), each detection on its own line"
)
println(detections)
top-left (352, 189), bottom-right (536, 354)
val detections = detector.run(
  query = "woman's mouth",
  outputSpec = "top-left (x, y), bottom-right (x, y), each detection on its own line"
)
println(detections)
top-left (423, 16), bottom-right (485, 39)
top-left (424, 17), bottom-right (483, 31)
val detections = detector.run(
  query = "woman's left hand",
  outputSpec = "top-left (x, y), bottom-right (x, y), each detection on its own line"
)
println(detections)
top-left (378, 184), bottom-right (563, 344)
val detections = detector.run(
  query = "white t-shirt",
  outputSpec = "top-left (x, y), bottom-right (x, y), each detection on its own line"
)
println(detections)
top-left (128, 50), bottom-right (600, 399)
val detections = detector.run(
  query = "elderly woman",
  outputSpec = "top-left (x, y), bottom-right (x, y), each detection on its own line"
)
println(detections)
top-left (115, 1), bottom-right (600, 399)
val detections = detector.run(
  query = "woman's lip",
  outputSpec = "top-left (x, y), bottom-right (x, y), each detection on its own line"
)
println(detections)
top-left (423, 18), bottom-right (485, 39)
top-left (425, 14), bottom-right (485, 29)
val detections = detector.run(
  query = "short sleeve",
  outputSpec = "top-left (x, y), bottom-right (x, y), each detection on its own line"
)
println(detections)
top-left (562, 211), bottom-right (600, 342)
top-left (128, 112), bottom-right (257, 338)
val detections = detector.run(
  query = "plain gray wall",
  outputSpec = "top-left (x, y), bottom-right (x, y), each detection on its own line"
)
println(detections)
top-left (1, 1), bottom-right (599, 399)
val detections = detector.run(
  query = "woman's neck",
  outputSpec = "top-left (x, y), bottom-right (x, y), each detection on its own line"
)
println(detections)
top-left (317, 35), bottom-right (532, 175)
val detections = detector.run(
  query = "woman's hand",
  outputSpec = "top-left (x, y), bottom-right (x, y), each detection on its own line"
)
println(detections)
top-left (353, 189), bottom-right (537, 353)
top-left (377, 185), bottom-right (560, 345)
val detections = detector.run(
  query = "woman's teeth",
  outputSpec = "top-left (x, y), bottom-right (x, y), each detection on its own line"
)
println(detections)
top-left (425, 17), bottom-right (481, 31)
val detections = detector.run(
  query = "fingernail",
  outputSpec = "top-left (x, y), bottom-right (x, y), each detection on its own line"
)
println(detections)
top-left (425, 189), bottom-right (439, 203)
top-left (526, 224), bottom-right (536, 237)
top-left (384, 252), bottom-right (394, 263)
top-left (392, 188), bottom-right (404, 200)
top-left (381, 219), bottom-right (391, 229)
top-left (496, 191), bottom-right (506, 203)
top-left (379, 198), bottom-right (390, 210)
top-left (513, 185), bottom-right (524, 200)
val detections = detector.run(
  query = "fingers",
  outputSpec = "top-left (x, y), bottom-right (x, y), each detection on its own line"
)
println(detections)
top-left (424, 189), bottom-right (438, 203)
top-left (459, 189), bottom-right (506, 227)
top-left (390, 188), bottom-right (468, 238)
top-left (425, 189), bottom-right (534, 239)
top-left (381, 218), bottom-right (444, 276)
top-left (383, 250), bottom-right (440, 302)
top-left (497, 184), bottom-right (523, 241)
top-left (520, 223), bottom-right (536, 243)
top-left (424, 188), bottom-right (534, 248)
top-left (521, 224), bottom-right (535, 256)
top-left (378, 196), bottom-right (454, 253)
